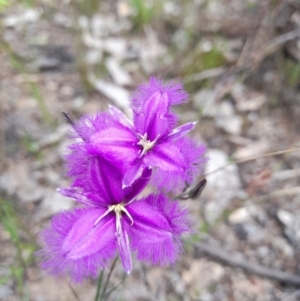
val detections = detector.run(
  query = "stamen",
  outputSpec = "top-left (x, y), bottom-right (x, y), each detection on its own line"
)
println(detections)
top-left (97, 204), bottom-right (134, 234)
top-left (137, 133), bottom-right (158, 157)
top-left (94, 207), bottom-right (114, 226)
top-left (121, 207), bottom-right (134, 226)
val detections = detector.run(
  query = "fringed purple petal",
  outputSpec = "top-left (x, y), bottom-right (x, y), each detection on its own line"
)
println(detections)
top-left (88, 157), bottom-right (128, 204)
top-left (165, 121), bottom-right (197, 142)
top-left (66, 138), bottom-right (150, 205)
top-left (144, 143), bottom-right (185, 171)
top-left (57, 187), bottom-right (99, 207)
top-left (37, 208), bottom-right (116, 283)
top-left (89, 126), bottom-right (138, 163)
top-left (72, 112), bottom-right (114, 140)
top-left (69, 111), bottom-right (138, 167)
top-left (151, 137), bottom-right (207, 193)
top-left (134, 91), bottom-right (169, 140)
top-left (122, 159), bottom-right (145, 188)
top-left (67, 152), bottom-right (127, 205)
top-left (65, 143), bottom-right (115, 205)
top-left (131, 76), bottom-right (189, 111)
top-left (123, 167), bottom-right (152, 203)
top-left (65, 140), bottom-right (88, 181)
top-left (131, 77), bottom-right (189, 139)
top-left (116, 221), bottom-right (132, 274)
top-left (127, 194), bottom-right (190, 266)
top-left (109, 105), bottom-right (135, 131)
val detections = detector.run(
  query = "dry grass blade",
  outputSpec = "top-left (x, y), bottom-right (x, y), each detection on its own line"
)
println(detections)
top-left (202, 147), bottom-right (300, 181)
top-left (197, 240), bottom-right (300, 286)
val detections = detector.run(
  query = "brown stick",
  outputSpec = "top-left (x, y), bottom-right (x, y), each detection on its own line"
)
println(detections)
top-left (201, 147), bottom-right (300, 181)
top-left (196, 241), bottom-right (300, 286)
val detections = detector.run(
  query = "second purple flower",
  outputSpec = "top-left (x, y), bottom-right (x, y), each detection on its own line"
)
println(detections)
top-left (38, 157), bottom-right (190, 282)
top-left (72, 77), bottom-right (207, 192)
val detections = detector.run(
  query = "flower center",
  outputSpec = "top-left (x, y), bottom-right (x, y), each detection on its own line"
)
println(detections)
top-left (94, 203), bottom-right (134, 234)
top-left (137, 133), bottom-right (156, 156)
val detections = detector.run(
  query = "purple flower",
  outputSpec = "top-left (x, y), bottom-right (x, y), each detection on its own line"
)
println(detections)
top-left (71, 77), bottom-right (206, 192)
top-left (37, 157), bottom-right (190, 282)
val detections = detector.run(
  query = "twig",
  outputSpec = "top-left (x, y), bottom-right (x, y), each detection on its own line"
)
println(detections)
top-left (101, 256), bottom-right (118, 299)
top-left (283, 289), bottom-right (300, 301)
top-left (171, 67), bottom-right (227, 84)
top-left (103, 273), bottom-right (127, 300)
top-left (264, 28), bottom-right (300, 54)
top-left (196, 241), bottom-right (300, 286)
top-left (179, 147), bottom-right (300, 201)
top-left (202, 147), bottom-right (300, 181)
top-left (246, 186), bottom-right (300, 206)
top-left (68, 282), bottom-right (80, 301)
top-left (94, 271), bottom-right (104, 301)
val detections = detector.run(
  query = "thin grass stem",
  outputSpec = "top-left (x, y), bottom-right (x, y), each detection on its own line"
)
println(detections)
top-left (100, 256), bottom-right (118, 300)
top-left (94, 270), bottom-right (104, 301)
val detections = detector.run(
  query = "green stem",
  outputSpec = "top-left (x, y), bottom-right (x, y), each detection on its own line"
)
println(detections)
top-left (100, 256), bottom-right (119, 300)
top-left (94, 270), bottom-right (104, 301)
top-left (102, 273), bottom-right (127, 300)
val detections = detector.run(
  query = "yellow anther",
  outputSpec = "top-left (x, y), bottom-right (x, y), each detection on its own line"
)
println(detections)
top-left (109, 204), bottom-right (134, 226)
top-left (94, 203), bottom-right (134, 228)
top-left (137, 133), bottom-right (156, 156)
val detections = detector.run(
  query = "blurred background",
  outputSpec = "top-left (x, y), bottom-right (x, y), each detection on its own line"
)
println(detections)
top-left (1, 0), bottom-right (300, 300)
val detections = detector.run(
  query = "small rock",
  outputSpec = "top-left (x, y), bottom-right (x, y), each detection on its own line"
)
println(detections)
top-left (53, 12), bottom-right (71, 27)
top-left (103, 38), bottom-right (127, 58)
top-left (272, 236), bottom-right (294, 257)
top-left (205, 149), bottom-right (242, 191)
top-left (43, 169), bottom-right (61, 186)
top-left (243, 223), bottom-right (265, 243)
top-left (78, 15), bottom-right (89, 30)
top-left (88, 74), bottom-right (131, 117)
top-left (276, 210), bottom-right (300, 245)
top-left (277, 210), bottom-right (294, 227)
top-left (146, 267), bottom-right (167, 300)
top-left (233, 141), bottom-right (270, 160)
top-left (117, 1), bottom-right (132, 17)
top-left (193, 89), bottom-right (217, 117)
top-left (203, 149), bottom-right (244, 223)
top-left (257, 246), bottom-right (270, 257)
top-left (226, 135), bottom-right (254, 146)
top-left (105, 57), bottom-right (132, 86)
top-left (271, 169), bottom-right (300, 182)
top-left (1, 161), bottom-right (45, 202)
top-left (38, 124), bottom-right (71, 148)
top-left (82, 32), bottom-right (102, 49)
top-left (138, 27), bottom-right (167, 74)
top-left (229, 207), bottom-right (251, 224)
top-left (17, 184), bottom-right (45, 203)
top-left (3, 9), bottom-right (40, 28)
top-left (37, 189), bottom-right (73, 220)
top-left (229, 205), bottom-right (266, 225)
top-left (216, 101), bottom-right (243, 135)
top-left (60, 85), bottom-right (74, 96)
top-left (85, 49), bottom-right (102, 65)
top-left (0, 284), bottom-right (13, 300)
top-left (183, 259), bottom-right (225, 291)
top-left (167, 273), bottom-right (186, 296)
top-left (72, 96), bottom-right (85, 110)
top-left (91, 14), bottom-right (115, 38)
top-left (231, 83), bottom-right (267, 111)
